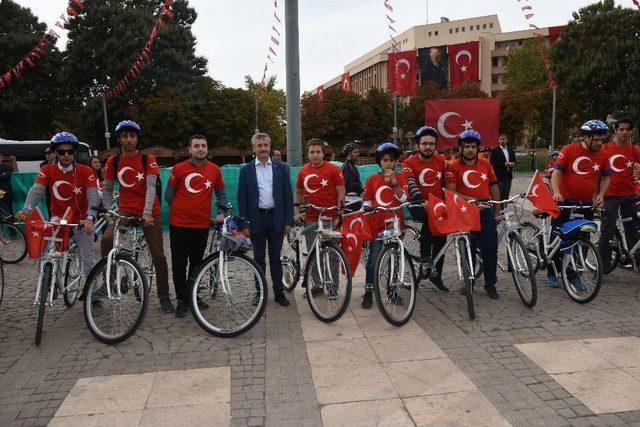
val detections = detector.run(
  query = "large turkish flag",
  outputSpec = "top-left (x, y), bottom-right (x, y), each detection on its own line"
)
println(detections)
top-left (341, 72), bottom-right (351, 92)
top-left (425, 98), bottom-right (500, 150)
top-left (448, 41), bottom-right (480, 91)
top-left (387, 50), bottom-right (417, 96)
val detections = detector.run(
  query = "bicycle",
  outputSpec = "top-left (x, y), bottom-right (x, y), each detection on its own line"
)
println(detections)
top-left (189, 210), bottom-right (267, 337)
top-left (592, 202), bottom-right (640, 273)
top-left (83, 208), bottom-right (149, 344)
top-left (0, 207), bottom-right (28, 264)
top-left (523, 205), bottom-right (603, 303)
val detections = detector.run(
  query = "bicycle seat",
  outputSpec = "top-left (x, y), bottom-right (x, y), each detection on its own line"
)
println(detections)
top-left (558, 219), bottom-right (598, 237)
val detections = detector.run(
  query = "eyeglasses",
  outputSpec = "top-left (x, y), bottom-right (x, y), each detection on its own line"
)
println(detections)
top-left (56, 149), bottom-right (75, 156)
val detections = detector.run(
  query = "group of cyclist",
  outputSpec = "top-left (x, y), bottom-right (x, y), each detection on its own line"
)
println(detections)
top-left (14, 114), bottom-right (639, 321)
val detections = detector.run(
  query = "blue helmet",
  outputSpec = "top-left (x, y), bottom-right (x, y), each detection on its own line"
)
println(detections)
top-left (548, 149), bottom-right (560, 157)
top-left (458, 129), bottom-right (482, 145)
top-left (50, 132), bottom-right (79, 149)
top-left (416, 125), bottom-right (438, 140)
top-left (115, 120), bottom-right (141, 137)
top-left (580, 120), bottom-right (608, 135)
top-left (375, 142), bottom-right (401, 165)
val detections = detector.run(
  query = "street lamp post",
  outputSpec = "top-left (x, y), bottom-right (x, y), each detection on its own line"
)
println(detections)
top-left (102, 93), bottom-right (111, 150)
top-left (285, 0), bottom-right (302, 167)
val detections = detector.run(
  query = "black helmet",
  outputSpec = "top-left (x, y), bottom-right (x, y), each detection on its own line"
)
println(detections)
top-left (342, 142), bottom-right (360, 156)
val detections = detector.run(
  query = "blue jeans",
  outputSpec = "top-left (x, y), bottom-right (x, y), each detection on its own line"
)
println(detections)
top-left (250, 211), bottom-right (285, 297)
top-left (365, 239), bottom-right (384, 286)
top-left (547, 199), bottom-right (594, 278)
top-left (470, 209), bottom-right (498, 288)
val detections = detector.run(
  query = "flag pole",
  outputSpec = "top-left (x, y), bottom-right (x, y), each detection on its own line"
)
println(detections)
top-left (254, 92), bottom-right (260, 135)
top-left (393, 95), bottom-right (398, 145)
top-left (551, 86), bottom-right (557, 150)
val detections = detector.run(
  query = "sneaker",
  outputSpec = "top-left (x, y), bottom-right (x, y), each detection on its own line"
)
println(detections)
top-left (484, 285), bottom-right (500, 300)
top-left (361, 290), bottom-right (373, 309)
top-left (175, 299), bottom-right (188, 318)
top-left (429, 275), bottom-right (449, 293)
top-left (546, 276), bottom-right (560, 288)
top-left (570, 277), bottom-right (587, 292)
top-left (275, 294), bottom-right (290, 307)
top-left (159, 296), bottom-right (175, 314)
top-left (196, 296), bottom-right (209, 311)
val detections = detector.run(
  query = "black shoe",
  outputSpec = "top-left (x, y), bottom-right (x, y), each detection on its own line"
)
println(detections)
top-left (175, 299), bottom-right (188, 318)
top-left (159, 296), bottom-right (175, 314)
top-left (361, 290), bottom-right (373, 309)
top-left (196, 296), bottom-right (209, 311)
top-left (387, 287), bottom-right (404, 306)
top-left (429, 275), bottom-right (449, 293)
top-left (275, 294), bottom-right (290, 307)
top-left (484, 285), bottom-right (499, 300)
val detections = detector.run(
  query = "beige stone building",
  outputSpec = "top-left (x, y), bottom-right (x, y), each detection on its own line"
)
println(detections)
top-left (313, 15), bottom-right (564, 98)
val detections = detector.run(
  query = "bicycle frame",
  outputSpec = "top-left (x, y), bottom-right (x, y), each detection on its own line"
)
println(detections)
top-left (431, 232), bottom-right (475, 285)
top-left (103, 213), bottom-right (144, 299)
top-left (297, 211), bottom-right (341, 286)
top-left (33, 223), bottom-right (76, 307)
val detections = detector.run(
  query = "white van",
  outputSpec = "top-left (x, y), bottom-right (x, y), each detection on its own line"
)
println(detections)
top-left (0, 139), bottom-right (97, 172)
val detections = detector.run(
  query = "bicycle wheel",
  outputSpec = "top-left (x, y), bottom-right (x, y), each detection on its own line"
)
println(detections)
top-left (0, 223), bottom-right (27, 264)
top-left (281, 238), bottom-right (300, 292)
top-left (84, 253), bottom-right (149, 344)
top-left (561, 240), bottom-right (602, 304)
top-left (473, 249), bottom-right (483, 278)
top-left (520, 221), bottom-right (542, 272)
top-left (401, 225), bottom-right (421, 261)
top-left (457, 239), bottom-right (475, 320)
top-left (507, 233), bottom-right (537, 308)
top-left (135, 239), bottom-right (155, 290)
top-left (190, 251), bottom-right (267, 337)
top-left (63, 244), bottom-right (82, 307)
top-left (304, 241), bottom-right (352, 323)
top-left (35, 263), bottom-right (52, 345)
top-left (373, 242), bottom-right (417, 326)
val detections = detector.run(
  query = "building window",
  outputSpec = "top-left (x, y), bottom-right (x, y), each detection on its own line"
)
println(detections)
top-left (483, 24), bottom-right (487, 29)
top-left (428, 31), bottom-right (432, 37)
top-left (492, 75), bottom-right (499, 84)
top-left (455, 27), bottom-right (459, 33)
top-left (470, 26), bottom-right (474, 31)
top-left (491, 57), bottom-right (498, 67)
top-left (435, 30), bottom-right (438, 36)
top-left (490, 23), bottom-right (494, 28)
top-left (449, 28), bottom-right (453, 34)
top-left (476, 25), bottom-right (480, 30)
top-left (518, 40), bottom-right (523, 46)
top-left (462, 26), bottom-right (465, 32)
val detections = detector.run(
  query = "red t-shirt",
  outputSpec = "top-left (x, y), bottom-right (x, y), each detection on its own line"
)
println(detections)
top-left (555, 142), bottom-right (611, 202)
top-left (104, 152), bottom-right (161, 217)
top-left (362, 172), bottom-right (408, 237)
top-left (401, 153), bottom-right (446, 199)
top-left (445, 157), bottom-right (497, 200)
top-left (36, 163), bottom-right (96, 222)
top-left (296, 162), bottom-right (345, 221)
top-left (168, 160), bottom-right (224, 228)
top-left (602, 142), bottom-right (640, 197)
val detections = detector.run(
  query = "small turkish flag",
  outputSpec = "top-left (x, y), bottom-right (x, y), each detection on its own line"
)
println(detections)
top-left (340, 212), bottom-right (372, 274)
top-left (427, 194), bottom-right (450, 236)
top-left (526, 170), bottom-right (560, 218)
top-left (341, 72), bottom-right (351, 92)
top-left (425, 98), bottom-right (500, 150)
top-left (444, 189), bottom-right (480, 232)
top-left (448, 41), bottom-right (480, 91)
top-left (387, 50), bottom-right (417, 96)
top-left (317, 85), bottom-right (324, 101)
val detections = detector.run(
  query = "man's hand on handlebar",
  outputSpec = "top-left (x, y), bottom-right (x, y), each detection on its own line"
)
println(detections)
top-left (553, 193), bottom-right (564, 203)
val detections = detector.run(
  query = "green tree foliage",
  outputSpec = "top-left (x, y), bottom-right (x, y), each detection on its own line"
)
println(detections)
top-left (246, 76), bottom-right (287, 149)
top-left (0, 0), bottom-right (64, 140)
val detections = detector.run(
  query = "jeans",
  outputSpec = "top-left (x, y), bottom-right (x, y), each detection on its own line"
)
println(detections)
top-left (169, 226), bottom-right (209, 301)
top-left (250, 211), bottom-right (285, 297)
top-left (547, 199), bottom-right (594, 278)
top-left (72, 228), bottom-right (96, 279)
top-left (470, 209), bottom-right (499, 288)
top-left (365, 239), bottom-right (384, 286)
top-left (598, 195), bottom-right (639, 272)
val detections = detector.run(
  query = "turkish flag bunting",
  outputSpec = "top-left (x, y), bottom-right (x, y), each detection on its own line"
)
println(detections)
top-left (448, 41), bottom-right (480, 91)
top-left (340, 212), bottom-right (373, 274)
top-left (427, 194), bottom-right (450, 236)
top-left (387, 50), bottom-right (417, 96)
top-left (444, 189), bottom-right (481, 232)
top-left (425, 98), bottom-right (500, 150)
top-left (526, 170), bottom-right (560, 218)
top-left (341, 72), bottom-right (351, 92)
top-left (317, 86), bottom-right (324, 101)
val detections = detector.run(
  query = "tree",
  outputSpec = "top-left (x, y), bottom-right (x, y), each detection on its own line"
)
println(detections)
top-left (361, 88), bottom-right (393, 145)
top-left (0, 0), bottom-right (64, 140)
top-left (552, 0), bottom-right (640, 121)
top-left (245, 76), bottom-right (287, 149)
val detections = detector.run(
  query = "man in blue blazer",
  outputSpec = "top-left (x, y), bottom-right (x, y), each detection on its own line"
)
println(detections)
top-left (238, 133), bottom-right (294, 306)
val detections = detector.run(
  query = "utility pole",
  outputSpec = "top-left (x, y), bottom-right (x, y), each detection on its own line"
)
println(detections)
top-left (550, 86), bottom-right (557, 150)
top-left (102, 94), bottom-right (111, 150)
top-left (285, 0), bottom-right (302, 167)
top-left (393, 96), bottom-right (398, 145)
top-left (426, 0), bottom-right (429, 24)
top-left (255, 92), bottom-right (260, 135)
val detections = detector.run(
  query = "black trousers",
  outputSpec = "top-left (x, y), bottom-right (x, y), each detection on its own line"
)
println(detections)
top-left (169, 226), bottom-right (209, 301)
top-left (409, 206), bottom-right (446, 275)
top-left (497, 178), bottom-right (512, 202)
top-left (598, 195), bottom-right (640, 272)
top-left (250, 211), bottom-right (285, 297)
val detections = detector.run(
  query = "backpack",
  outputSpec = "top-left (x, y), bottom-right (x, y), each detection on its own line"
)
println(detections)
top-left (112, 153), bottom-right (163, 204)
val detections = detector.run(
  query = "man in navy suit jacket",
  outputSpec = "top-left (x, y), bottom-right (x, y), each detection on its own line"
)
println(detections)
top-left (238, 133), bottom-right (294, 306)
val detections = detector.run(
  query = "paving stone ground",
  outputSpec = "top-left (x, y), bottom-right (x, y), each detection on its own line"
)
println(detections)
top-left (1, 177), bottom-right (639, 426)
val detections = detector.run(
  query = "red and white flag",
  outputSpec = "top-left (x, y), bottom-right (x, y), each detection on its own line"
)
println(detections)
top-left (340, 212), bottom-right (373, 274)
top-left (317, 85), bottom-right (325, 101)
top-left (444, 189), bottom-right (480, 232)
top-left (425, 98), bottom-right (500, 150)
top-left (341, 72), bottom-right (351, 92)
top-left (526, 170), bottom-right (560, 218)
top-left (427, 194), bottom-right (450, 236)
top-left (387, 50), bottom-right (417, 96)
top-left (448, 41), bottom-right (480, 91)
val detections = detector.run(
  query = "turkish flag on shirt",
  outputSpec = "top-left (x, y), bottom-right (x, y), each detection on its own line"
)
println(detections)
top-left (340, 212), bottom-right (373, 274)
top-left (526, 170), bottom-right (560, 218)
top-left (341, 72), bottom-right (351, 92)
top-left (444, 189), bottom-right (481, 232)
top-left (427, 193), bottom-right (450, 236)
top-left (448, 41), bottom-right (480, 91)
top-left (387, 50), bottom-right (417, 96)
top-left (425, 98), bottom-right (500, 150)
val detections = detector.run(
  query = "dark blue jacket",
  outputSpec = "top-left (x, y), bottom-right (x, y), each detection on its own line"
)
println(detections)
top-left (238, 159), bottom-right (294, 233)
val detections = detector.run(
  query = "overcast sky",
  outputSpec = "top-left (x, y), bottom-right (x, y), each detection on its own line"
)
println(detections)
top-left (13, 0), bottom-right (628, 92)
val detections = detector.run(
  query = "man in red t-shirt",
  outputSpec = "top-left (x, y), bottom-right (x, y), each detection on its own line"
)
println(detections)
top-left (166, 135), bottom-right (227, 317)
top-left (549, 119), bottom-right (611, 287)
top-left (598, 117), bottom-right (640, 272)
top-left (294, 139), bottom-right (345, 295)
top-left (402, 126), bottom-right (449, 293)
top-left (19, 132), bottom-right (98, 280)
top-left (101, 120), bottom-right (173, 314)
top-left (445, 130), bottom-right (501, 299)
